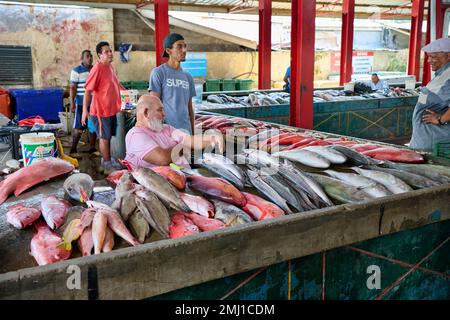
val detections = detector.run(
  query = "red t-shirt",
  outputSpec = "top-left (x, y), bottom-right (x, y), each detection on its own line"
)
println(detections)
top-left (84, 62), bottom-right (122, 117)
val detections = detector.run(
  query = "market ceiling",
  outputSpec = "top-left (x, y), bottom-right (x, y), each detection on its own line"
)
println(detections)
top-left (9, 0), bottom-right (429, 20)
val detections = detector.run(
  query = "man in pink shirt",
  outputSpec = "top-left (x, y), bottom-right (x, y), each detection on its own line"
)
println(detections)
top-left (82, 41), bottom-right (124, 174)
top-left (125, 95), bottom-right (223, 169)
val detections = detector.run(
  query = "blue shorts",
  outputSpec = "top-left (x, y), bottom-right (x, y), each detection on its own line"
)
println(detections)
top-left (89, 115), bottom-right (117, 140)
top-left (74, 104), bottom-right (95, 133)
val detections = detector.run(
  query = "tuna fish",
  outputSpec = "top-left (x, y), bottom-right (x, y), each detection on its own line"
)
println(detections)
top-left (134, 188), bottom-right (171, 239)
top-left (272, 150), bottom-right (331, 168)
top-left (30, 221), bottom-right (71, 266)
top-left (179, 192), bottom-right (215, 218)
top-left (169, 213), bottom-right (200, 239)
top-left (366, 166), bottom-right (440, 189)
top-left (6, 204), bottom-right (41, 229)
top-left (324, 170), bottom-right (392, 198)
top-left (41, 196), bottom-right (72, 230)
top-left (131, 167), bottom-right (191, 212)
top-left (302, 146), bottom-right (347, 164)
top-left (242, 192), bottom-right (285, 220)
top-left (151, 166), bottom-right (186, 190)
top-left (63, 173), bottom-right (94, 203)
top-left (211, 199), bottom-right (254, 226)
top-left (0, 157), bottom-right (74, 205)
top-left (307, 173), bottom-right (373, 204)
top-left (187, 175), bottom-right (246, 207)
top-left (328, 145), bottom-right (382, 166)
top-left (351, 167), bottom-right (413, 194)
top-left (246, 168), bottom-right (293, 214)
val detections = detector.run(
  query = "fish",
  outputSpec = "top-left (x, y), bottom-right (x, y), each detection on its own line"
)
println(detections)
top-left (350, 144), bottom-right (382, 152)
top-left (63, 173), bottom-right (94, 203)
top-left (179, 192), bottom-right (215, 218)
top-left (169, 213), bottom-right (200, 239)
top-left (328, 145), bottom-right (382, 166)
top-left (30, 221), bottom-right (71, 266)
top-left (0, 157), bottom-right (74, 205)
top-left (128, 208), bottom-right (151, 243)
top-left (256, 167), bottom-right (304, 212)
top-left (151, 166), bottom-right (186, 190)
top-left (351, 167), bottom-right (413, 194)
top-left (187, 175), bottom-right (246, 207)
top-left (102, 227), bottom-right (115, 253)
top-left (211, 199), bottom-right (254, 226)
top-left (92, 211), bottom-right (108, 254)
top-left (242, 192), bottom-right (285, 220)
top-left (6, 204), bottom-right (41, 229)
top-left (247, 129), bottom-right (283, 148)
top-left (272, 150), bottom-right (331, 168)
top-left (362, 147), bottom-right (425, 163)
top-left (102, 209), bottom-right (140, 246)
top-left (414, 164), bottom-right (450, 179)
top-left (200, 153), bottom-right (245, 190)
top-left (78, 227), bottom-right (93, 257)
top-left (58, 218), bottom-right (84, 251)
top-left (87, 200), bottom-right (117, 211)
top-left (307, 173), bottom-right (373, 204)
top-left (366, 166), bottom-right (440, 189)
top-left (59, 206), bottom-right (84, 232)
top-left (134, 188), bottom-right (171, 239)
top-left (324, 170), bottom-right (392, 198)
top-left (41, 196), bottom-right (72, 230)
top-left (111, 172), bottom-right (138, 221)
top-left (383, 162), bottom-right (450, 184)
top-left (105, 169), bottom-right (128, 186)
top-left (80, 208), bottom-right (97, 229)
top-left (278, 160), bottom-right (333, 207)
top-left (246, 168), bottom-right (293, 214)
top-left (302, 146), bottom-right (347, 164)
top-left (131, 167), bottom-right (191, 212)
top-left (240, 149), bottom-right (280, 168)
top-left (183, 212), bottom-right (226, 231)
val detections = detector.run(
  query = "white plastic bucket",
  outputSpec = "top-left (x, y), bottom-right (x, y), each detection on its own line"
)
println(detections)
top-left (344, 82), bottom-right (355, 92)
top-left (405, 78), bottom-right (416, 90)
top-left (20, 132), bottom-right (56, 166)
top-left (58, 111), bottom-right (74, 134)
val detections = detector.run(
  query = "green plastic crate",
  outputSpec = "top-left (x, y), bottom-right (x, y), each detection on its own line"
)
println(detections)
top-left (433, 140), bottom-right (450, 160)
top-left (205, 79), bottom-right (221, 92)
top-left (121, 81), bottom-right (132, 89)
top-left (222, 79), bottom-right (236, 91)
top-left (236, 79), bottom-right (253, 91)
top-left (129, 81), bottom-right (149, 90)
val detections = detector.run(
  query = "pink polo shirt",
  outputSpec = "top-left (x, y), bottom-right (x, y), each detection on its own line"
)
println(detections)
top-left (125, 124), bottom-right (190, 169)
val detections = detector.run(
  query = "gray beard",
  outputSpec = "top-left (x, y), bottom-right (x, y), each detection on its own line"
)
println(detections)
top-left (148, 118), bottom-right (164, 133)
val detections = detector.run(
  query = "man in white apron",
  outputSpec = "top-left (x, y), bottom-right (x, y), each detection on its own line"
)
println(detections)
top-left (410, 37), bottom-right (450, 151)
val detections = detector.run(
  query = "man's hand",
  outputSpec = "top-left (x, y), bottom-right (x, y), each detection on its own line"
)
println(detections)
top-left (70, 102), bottom-right (75, 113)
top-left (422, 109), bottom-right (440, 125)
top-left (81, 110), bottom-right (88, 127)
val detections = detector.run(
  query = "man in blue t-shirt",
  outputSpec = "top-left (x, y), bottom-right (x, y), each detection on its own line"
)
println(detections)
top-left (149, 33), bottom-right (196, 134)
top-left (283, 66), bottom-right (291, 93)
top-left (69, 50), bottom-right (98, 158)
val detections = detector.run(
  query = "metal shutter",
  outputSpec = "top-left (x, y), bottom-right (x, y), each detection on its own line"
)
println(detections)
top-left (0, 46), bottom-right (33, 86)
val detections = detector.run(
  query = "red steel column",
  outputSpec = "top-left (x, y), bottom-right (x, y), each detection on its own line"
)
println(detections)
top-left (154, 0), bottom-right (169, 66)
top-left (407, 0), bottom-right (425, 81)
top-left (289, 0), bottom-right (316, 129)
top-left (422, 6), bottom-right (431, 85)
top-left (339, 0), bottom-right (355, 86)
top-left (258, 0), bottom-right (272, 89)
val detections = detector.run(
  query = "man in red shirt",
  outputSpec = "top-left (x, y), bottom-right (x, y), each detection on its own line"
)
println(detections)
top-left (82, 41), bottom-right (124, 174)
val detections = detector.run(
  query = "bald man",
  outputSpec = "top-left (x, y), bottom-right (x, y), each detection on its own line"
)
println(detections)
top-left (125, 95), bottom-right (223, 169)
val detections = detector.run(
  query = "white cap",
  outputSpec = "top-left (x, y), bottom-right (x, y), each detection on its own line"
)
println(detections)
top-left (422, 37), bottom-right (450, 53)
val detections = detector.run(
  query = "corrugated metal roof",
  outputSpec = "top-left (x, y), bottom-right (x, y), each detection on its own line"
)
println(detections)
top-left (9, 0), bottom-right (429, 20)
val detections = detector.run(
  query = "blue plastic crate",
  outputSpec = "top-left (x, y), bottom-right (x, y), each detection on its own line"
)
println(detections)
top-left (9, 88), bottom-right (64, 122)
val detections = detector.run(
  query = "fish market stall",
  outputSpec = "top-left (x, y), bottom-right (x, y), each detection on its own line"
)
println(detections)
top-left (196, 87), bottom-right (419, 144)
top-left (0, 114), bottom-right (449, 300)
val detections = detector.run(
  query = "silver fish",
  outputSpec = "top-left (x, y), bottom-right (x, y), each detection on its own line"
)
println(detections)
top-left (128, 208), bottom-right (151, 243)
top-left (131, 167), bottom-right (191, 212)
top-left (328, 145), bottom-right (382, 166)
top-left (211, 199), bottom-right (254, 226)
top-left (351, 167), bottom-right (413, 194)
top-left (366, 166), bottom-right (440, 189)
top-left (272, 149), bottom-right (331, 169)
